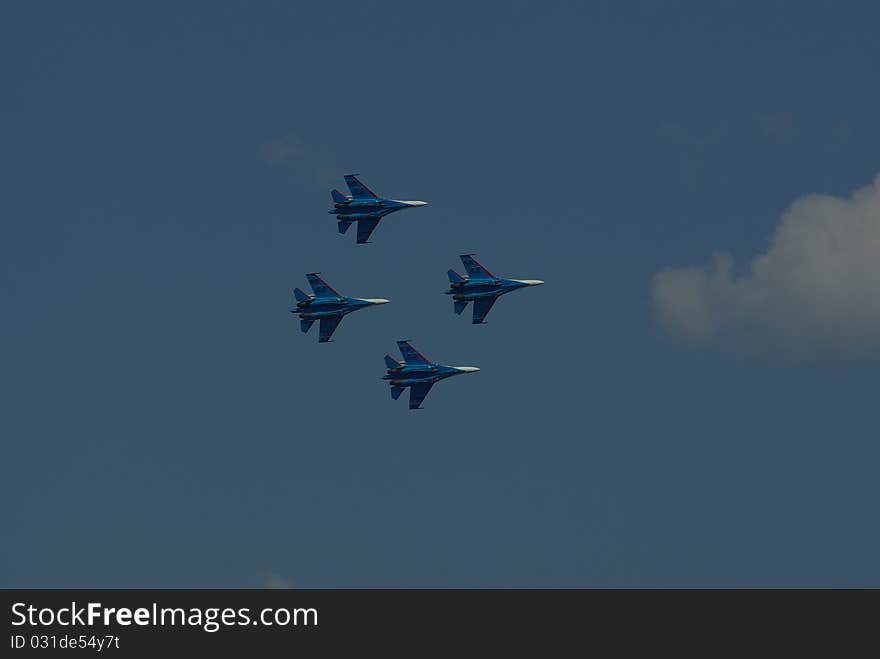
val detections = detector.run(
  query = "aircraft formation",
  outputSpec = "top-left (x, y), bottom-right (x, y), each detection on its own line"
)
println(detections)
top-left (293, 174), bottom-right (544, 410)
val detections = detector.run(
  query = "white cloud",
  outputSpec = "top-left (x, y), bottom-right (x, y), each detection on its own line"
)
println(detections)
top-left (261, 134), bottom-right (309, 165)
top-left (260, 134), bottom-right (344, 186)
top-left (653, 173), bottom-right (880, 357)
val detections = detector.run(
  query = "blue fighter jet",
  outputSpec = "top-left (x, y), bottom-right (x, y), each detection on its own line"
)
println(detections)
top-left (292, 273), bottom-right (389, 343)
top-left (383, 340), bottom-right (480, 410)
top-left (446, 254), bottom-right (544, 324)
top-left (329, 174), bottom-right (428, 244)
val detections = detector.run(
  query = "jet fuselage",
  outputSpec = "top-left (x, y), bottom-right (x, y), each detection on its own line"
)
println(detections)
top-left (383, 363), bottom-right (474, 387)
top-left (329, 199), bottom-right (425, 221)
top-left (293, 296), bottom-right (385, 320)
top-left (446, 277), bottom-right (542, 301)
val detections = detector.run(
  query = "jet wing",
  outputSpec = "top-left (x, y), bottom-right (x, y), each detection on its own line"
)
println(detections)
top-left (397, 340), bottom-right (432, 366)
top-left (306, 273), bottom-right (341, 298)
top-left (344, 174), bottom-right (378, 200)
top-left (318, 315), bottom-right (343, 342)
top-left (356, 217), bottom-right (381, 244)
top-left (472, 296), bottom-right (498, 324)
top-left (460, 254), bottom-right (496, 280)
top-left (408, 382), bottom-right (434, 410)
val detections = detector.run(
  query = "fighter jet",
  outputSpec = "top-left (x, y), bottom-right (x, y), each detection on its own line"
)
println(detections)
top-left (329, 174), bottom-right (428, 244)
top-left (446, 254), bottom-right (544, 324)
top-left (291, 273), bottom-right (389, 343)
top-left (383, 340), bottom-right (479, 410)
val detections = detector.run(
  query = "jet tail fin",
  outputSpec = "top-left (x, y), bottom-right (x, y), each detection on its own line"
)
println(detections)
top-left (384, 354), bottom-right (402, 369)
top-left (454, 300), bottom-right (469, 315)
top-left (338, 220), bottom-right (352, 235)
top-left (293, 288), bottom-right (310, 303)
top-left (447, 269), bottom-right (466, 284)
top-left (300, 318), bottom-right (314, 333)
top-left (390, 385), bottom-right (404, 400)
top-left (331, 189), bottom-right (348, 203)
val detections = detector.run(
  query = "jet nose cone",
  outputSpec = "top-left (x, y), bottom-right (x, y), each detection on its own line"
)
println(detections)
top-left (520, 279), bottom-right (544, 286)
top-left (455, 366), bottom-right (480, 373)
top-left (407, 200), bottom-right (428, 207)
top-left (362, 298), bottom-right (390, 305)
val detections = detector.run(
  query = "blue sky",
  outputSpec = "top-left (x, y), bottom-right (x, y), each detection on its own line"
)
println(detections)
top-left (2, 1), bottom-right (879, 586)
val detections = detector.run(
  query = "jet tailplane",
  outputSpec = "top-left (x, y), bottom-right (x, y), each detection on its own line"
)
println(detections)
top-left (331, 189), bottom-right (348, 204)
top-left (454, 300), bottom-right (469, 315)
top-left (447, 269), bottom-right (466, 284)
top-left (300, 318), bottom-right (315, 333)
top-left (338, 220), bottom-right (353, 234)
top-left (390, 385), bottom-right (404, 400)
top-left (293, 288), bottom-right (310, 303)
